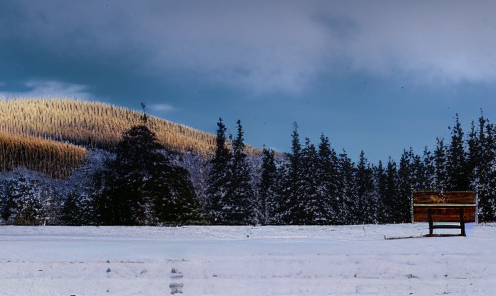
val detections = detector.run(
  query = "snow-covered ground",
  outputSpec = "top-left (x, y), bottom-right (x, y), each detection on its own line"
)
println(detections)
top-left (0, 223), bottom-right (495, 296)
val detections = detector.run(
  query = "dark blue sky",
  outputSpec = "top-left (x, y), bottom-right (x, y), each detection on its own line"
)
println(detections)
top-left (1, 0), bottom-right (495, 163)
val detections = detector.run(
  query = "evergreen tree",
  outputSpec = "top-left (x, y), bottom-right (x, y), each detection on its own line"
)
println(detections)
top-left (337, 150), bottom-right (355, 224)
top-left (280, 122), bottom-right (305, 224)
top-left (60, 191), bottom-right (89, 226)
top-left (93, 124), bottom-right (200, 225)
top-left (317, 134), bottom-right (340, 224)
top-left (422, 146), bottom-right (436, 190)
top-left (446, 114), bottom-right (470, 191)
top-left (258, 146), bottom-right (278, 225)
top-left (397, 149), bottom-right (414, 223)
top-left (374, 160), bottom-right (387, 223)
top-left (206, 118), bottom-right (233, 224)
top-left (411, 153), bottom-right (428, 191)
top-left (469, 113), bottom-right (496, 222)
top-left (355, 151), bottom-right (375, 224)
top-left (224, 120), bottom-right (256, 225)
top-left (301, 138), bottom-right (322, 224)
top-left (0, 175), bottom-right (44, 225)
top-left (383, 158), bottom-right (398, 223)
top-left (434, 137), bottom-right (447, 191)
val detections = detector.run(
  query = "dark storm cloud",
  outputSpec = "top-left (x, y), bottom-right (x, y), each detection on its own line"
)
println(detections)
top-left (2, 0), bottom-right (495, 97)
top-left (1, 0), bottom-right (495, 162)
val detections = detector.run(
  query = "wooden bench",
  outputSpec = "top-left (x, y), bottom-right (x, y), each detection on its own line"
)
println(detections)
top-left (412, 191), bottom-right (476, 236)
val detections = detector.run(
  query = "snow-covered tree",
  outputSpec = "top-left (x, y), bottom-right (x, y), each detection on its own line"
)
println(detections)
top-left (206, 118), bottom-right (232, 224)
top-left (92, 124), bottom-right (201, 225)
top-left (257, 146), bottom-right (278, 225)
top-left (317, 134), bottom-right (340, 224)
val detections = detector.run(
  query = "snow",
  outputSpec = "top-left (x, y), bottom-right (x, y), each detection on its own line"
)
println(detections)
top-left (0, 223), bottom-right (495, 295)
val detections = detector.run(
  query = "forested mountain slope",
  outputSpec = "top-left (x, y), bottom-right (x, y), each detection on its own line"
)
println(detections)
top-left (0, 98), bottom-right (216, 154)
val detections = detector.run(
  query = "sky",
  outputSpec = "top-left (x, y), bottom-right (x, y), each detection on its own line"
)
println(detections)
top-left (1, 0), bottom-right (495, 164)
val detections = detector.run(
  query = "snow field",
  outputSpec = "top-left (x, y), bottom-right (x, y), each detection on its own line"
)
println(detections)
top-left (0, 223), bottom-right (495, 295)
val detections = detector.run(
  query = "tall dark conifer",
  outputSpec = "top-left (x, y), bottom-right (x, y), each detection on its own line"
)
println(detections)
top-left (446, 114), bottom-right (470, 191)
top-left (280, 122), bottom-right (305, 224)
top-left (337, 150), bottom-right (355, 224)
top-left (259, 146), bottom-right (278, 225)
top-left (224, 120), bottom-right (255, 225)
top-left (93, 124), bottom-right (200, 225)
top-left (355, 151), bottom-right (375, 224)
top-left (397, 149), bottom-right (414, 223)
top-left (469, 113), bottom-right (496, 222)
top-left (434, 137), bottom-right (447, 191)
top-left (206, 118), bottom-right (232, 224)
top-left (317, 134), bottom-right (340, 224)
top-left (384, 158), bottom-right (398, 223)
top-left (375, 160), bottom-right (387, 224)
top-left (301, 138), bottom-right (322, 224)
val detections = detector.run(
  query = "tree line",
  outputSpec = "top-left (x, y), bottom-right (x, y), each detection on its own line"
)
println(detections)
top-left (0, 112), bottom-right (495, 225)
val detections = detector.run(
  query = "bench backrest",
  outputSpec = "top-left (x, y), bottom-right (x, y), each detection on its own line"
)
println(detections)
top-left (412, 191), bottom-right (476, 223)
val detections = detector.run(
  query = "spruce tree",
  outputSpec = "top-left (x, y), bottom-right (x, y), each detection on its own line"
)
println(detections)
top-left (446, 114), bottom-right (470, 191)
top-left (422, 146), bottom-right (436, 190)
top-left (206, 118), bottom-right (233, 224)
top-left (280, 122), bottom-right (305, 224)
top-left (337, 150), bottom-right (355, 225)
top-left (355, 151), bottom-right (375, 224)
top-left (93, 124), bottom-right (200, 225)
top-left (259, 146), bottom-right (278, 225)
top-left (397, 149), bottom-right (414, 223)
top-left (434, 137), bottom-right (447, 191)
top-left (301, 138), bottom-right (321, 224)
top-left (383, 158), bottom-right (398, 224)
top-left (375, 160), bottom-right (387, 224)
top-left (60, 191), bottom-right (88, 226)
top-left (469, 113), bottom-right (496, 222)
top-left (224, 120), bottom-right (256, 225)
top-left (317, 134), bottom-right (340, 224)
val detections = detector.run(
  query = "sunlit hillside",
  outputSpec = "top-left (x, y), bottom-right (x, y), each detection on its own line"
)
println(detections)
top-left (0, 98), bottom-right (217, 154)
top-left (0, 132), bottom-right (87, 179)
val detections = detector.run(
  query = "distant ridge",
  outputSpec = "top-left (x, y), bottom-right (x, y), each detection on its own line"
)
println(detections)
top-left (0, 98), bottom-right (217, 154)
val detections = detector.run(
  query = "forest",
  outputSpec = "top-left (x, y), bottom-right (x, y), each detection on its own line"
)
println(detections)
top-left (0, 100), bottom-right (495, 226)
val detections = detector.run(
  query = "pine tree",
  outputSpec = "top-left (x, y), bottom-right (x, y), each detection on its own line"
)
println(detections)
top-left (0, 175), bottom-right (43, 225)
top-left (301, 138), bottom-right (322, 224)
top-left (422, 146), bottom-right (436, 190)
top-left (375, 160), bottom-right (387, 223)
top-left (337, 150), bottom-right (355, 224)
top-left (206, 118), bottom-right (232, 224)
top-left (223, 120), bottom-right (256, 225)
top-left (93, 124), bottom-right (200, 225)
top-left (469, 113), bottom-right (496, 222)
top-left (317, 134), bottom-right (340, 224)
top-left (383, 158), bottom-right (398, 224)
top-left (259, 146), bottom-right (278, 225)
top-left (397, 149), bottom-right (414, 223)
top-left (355, 151), bottom-right (375, 224)
top-left (280, 122), bottom-right (305, 224)
top-left (60, 191), bottom-right (88, 226)
top-left (434, 137), bottom-right (447, 191)
top-left (446, 114), bottom-right (470, 191)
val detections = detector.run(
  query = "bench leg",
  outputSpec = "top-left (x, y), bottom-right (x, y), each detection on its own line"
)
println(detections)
top-left (460, 208), bottom-right (466, 236)
top-left (428, 209), bottom-right (433, 236)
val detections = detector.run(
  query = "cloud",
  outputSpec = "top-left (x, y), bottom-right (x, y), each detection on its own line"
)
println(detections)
top-left (149, 103), bottom-right (175, 113)
top-left (2, 0), bottom-right (495, 96)
top-left (0, 80), bottom-right (94, 100)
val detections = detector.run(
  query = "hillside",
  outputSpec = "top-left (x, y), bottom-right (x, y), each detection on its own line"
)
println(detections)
top-left (0, 98), bottom-right (217, 154)
top-left (0, 132), bottom-right (87, 179)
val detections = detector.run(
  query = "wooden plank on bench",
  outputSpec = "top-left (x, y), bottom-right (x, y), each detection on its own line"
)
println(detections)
top-left (412, 191), bottom-right (476, 236)
top-left (413, 191), bottom-right (476, 223)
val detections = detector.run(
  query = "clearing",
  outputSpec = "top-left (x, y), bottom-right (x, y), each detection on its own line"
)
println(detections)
top-left (0, 223), bottom-right (495, 295)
